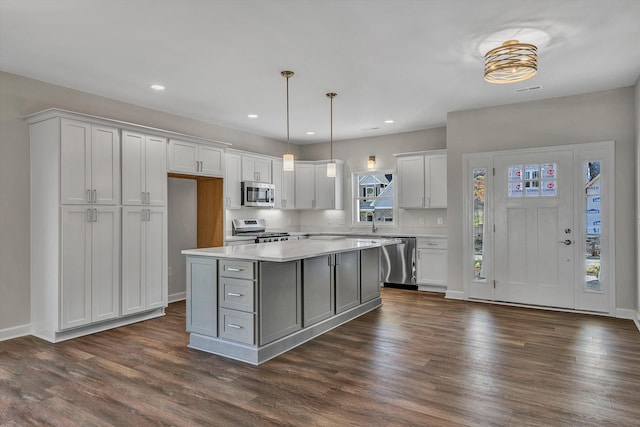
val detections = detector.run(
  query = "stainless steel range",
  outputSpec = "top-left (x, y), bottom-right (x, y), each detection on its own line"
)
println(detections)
top-left (232, 218), bottom-right (290, 243)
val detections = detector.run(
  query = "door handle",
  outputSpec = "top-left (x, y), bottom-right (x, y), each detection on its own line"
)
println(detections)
top-left (559, 239), bottom-right (572, 245)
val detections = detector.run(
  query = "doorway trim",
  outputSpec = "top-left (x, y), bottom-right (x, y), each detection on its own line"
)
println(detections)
top-left (462, 141), bottom-right (616, 315)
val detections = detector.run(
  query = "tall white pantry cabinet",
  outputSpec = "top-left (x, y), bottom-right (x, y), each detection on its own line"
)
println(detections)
top-left (28, 110), bottom-right (168, 342)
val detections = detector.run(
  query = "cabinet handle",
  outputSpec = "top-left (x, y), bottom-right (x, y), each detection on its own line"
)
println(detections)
top-left (427, 243), bottom-right (438, 246)
top-left (87, 189), bottom-right (91, 204)
top-left (147, 209), bottom-right (151, 221)
top-left (87, 209), bottom-right (92, 222)
top-left (427, 197), bottom-right (431, 207)
top-left (227, 292), bottom-right (243, 297)
top-left (312, 199), bottom-right (315, 208)
top-left (335, 253), bottom-right (340, 266)
top-left (92, 189), bottom-right (97, 204)
top-left (93, 209), bottom-right (97, 222)
top-left (146, 192), bottom-right (151, 205)
top-left (421, 196), bottom-right (424, 206)
top-left (141, 192), bottom-right (146, 205)
top-left (226, 267), bottom-right (243, 272)
top-left (282, 199), bottom-right (286, 208)
top-left (227, 323), bottom-right (243, 329)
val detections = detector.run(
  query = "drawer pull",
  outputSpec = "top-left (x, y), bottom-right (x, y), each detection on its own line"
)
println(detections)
top-left (227, 323), bottom-right (243, 329)
top-left (226, 267), bottom-right (243, 272)
top-left (227, 292), bottom-right (243, 297)
top-left (427, 243), bottom-right (438, 246)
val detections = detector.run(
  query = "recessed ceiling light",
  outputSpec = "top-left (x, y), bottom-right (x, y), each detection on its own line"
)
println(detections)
top-left (247, 114), bottom-right (258, 118)
top-left (384, 120), bottom-right (395, 124)
top-left (306, 131), bottom-right (315, 135)
top-left (150, 84), bottom-right (165, 91)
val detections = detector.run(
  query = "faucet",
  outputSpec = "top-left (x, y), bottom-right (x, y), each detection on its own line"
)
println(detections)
top-left (367, 211), bottom-right (378, 233)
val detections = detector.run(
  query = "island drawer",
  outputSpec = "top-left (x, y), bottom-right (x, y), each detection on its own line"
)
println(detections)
top-left (219, 278), bottom-right (255, 312)
top-left (417, 237), bottom-right (447, 249)
top-left (219, 260), bottom-right (255, 280)
top-left (219, 308), bottom-right (255, 345)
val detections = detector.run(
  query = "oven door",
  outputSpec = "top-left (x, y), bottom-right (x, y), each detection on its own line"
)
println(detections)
top-left (242, 182), bottom-right (275, 207)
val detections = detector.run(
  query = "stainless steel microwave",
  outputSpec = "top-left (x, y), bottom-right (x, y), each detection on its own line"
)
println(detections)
top-left (241, 181), bottom-right (275, 207)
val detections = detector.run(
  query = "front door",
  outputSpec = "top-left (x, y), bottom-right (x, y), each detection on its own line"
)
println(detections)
top-left (493, 150), bottom-right (575, 308)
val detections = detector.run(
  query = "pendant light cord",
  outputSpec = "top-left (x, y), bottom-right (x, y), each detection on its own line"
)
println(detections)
top-left (326, 92), bottom-right (337, 162)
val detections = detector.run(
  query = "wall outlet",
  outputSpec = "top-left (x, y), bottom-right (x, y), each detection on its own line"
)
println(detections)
top-left (168, 266), bottom-right (173, 276)
top-left (437, 217), bottom-right (443, 225)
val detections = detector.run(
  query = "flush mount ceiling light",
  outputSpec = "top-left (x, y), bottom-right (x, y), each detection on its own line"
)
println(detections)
top-left (281, 71), bottom-right (295, 171)
top-left (326, 92), bottom-right (337, 178)
top-left (150, 84), bottom-right (165, 91)
top-left (247, 114), bottom-right (258, 118)
top-left (484, 39), bottom-right (538, 84)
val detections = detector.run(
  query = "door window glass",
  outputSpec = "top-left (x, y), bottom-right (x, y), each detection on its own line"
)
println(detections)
top-left (508, 163), bottom-right (557, 197)
top-left (473, 168), bottom-right (487, 280)
top-left (584, 161), bottom-right (602, 292)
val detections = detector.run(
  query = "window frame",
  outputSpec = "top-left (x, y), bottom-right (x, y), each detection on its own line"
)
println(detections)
top-left (351, 168), bottom-right (397, 228)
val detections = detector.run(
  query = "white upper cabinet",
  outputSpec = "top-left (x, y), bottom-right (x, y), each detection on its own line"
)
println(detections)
top-left (60, 118), bottom-right (120, 205)
top-left (168, 139), bottom-right (224, 177)
top-left (122, 130), bottom-right (167, 206)
top-left (397, 150), bottom-right (447, 209)
top-left (272, 160), bottom-right (296, 209)
top-left (225, 152), bottom-right (242, 209)
top-left (425, 154), bottom-right (447, 208)
top-left (315, 163), bottom-right (344, 210)
top-left (242, 155), bottom-right (272, 183)
top-left (295, 162), bottom-right (316, 209)
top-left (294, 161), bottom-right (343, 210)
top-left (397, 156), bottom-right (426, 208)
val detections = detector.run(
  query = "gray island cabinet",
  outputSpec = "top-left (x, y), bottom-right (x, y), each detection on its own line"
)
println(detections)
top-left (182, 238), bottom-right (392, 365)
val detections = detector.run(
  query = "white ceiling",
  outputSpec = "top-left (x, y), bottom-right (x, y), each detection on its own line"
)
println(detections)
top-left (1, 0), bottom-right (639, 145)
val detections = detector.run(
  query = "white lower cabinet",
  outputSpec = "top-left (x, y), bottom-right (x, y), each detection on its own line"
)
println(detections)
top-left (416, 237), bottom-right (447, 286)
top-left (61, 206), bottom-right (120, 329)
top-left (122, 207), bottom-right (167, 316)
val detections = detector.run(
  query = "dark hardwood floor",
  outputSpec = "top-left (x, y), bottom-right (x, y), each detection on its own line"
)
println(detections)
top-left (2, 288), bottom-right (639, 426)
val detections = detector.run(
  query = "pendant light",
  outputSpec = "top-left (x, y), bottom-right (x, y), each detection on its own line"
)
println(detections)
top-left (326, 92), bottom-right (337, 178)
top-left (281, 70), bottom-right (295, 171)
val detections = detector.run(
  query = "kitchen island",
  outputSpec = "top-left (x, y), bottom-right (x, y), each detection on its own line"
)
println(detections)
top-left (182, 238), bottom-right (397, 364)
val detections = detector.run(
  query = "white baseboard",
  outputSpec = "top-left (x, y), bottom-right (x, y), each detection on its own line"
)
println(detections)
top-left (169, 291), bottom-right (186, 303)
top-left (0, 323), bottom-right (31, 342)
top-left (616, 308), bottom-right (637, 320)
top-left (445, 290), bottom-right (465, 300)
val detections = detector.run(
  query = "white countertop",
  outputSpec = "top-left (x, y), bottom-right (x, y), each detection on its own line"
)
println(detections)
top-left (182, 237), bottom-right (400, 262)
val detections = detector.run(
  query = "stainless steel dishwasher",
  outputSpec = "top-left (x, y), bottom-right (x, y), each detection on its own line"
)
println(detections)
top-left (380, 237), bottom-right (417, 289)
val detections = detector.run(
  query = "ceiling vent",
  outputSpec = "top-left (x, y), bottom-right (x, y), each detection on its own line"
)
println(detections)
top-left (515, 85), bottom-right (543, 93)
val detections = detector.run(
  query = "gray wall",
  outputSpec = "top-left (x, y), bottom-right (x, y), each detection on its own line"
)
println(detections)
top-left (0, 71), bottom-right (291, 332)
top-left (446, 87), bottom-right (637, 311)
top-left (299, 128), bottom-right (448, 231)
top-left (636, 78), bottom-right (640, 315)
top-left (167, 178), bottom-right (197, 300)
